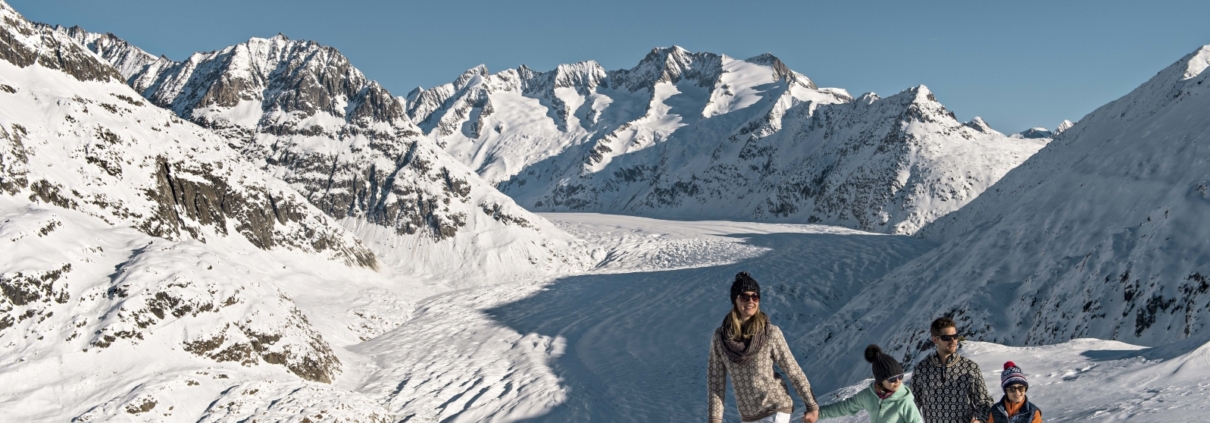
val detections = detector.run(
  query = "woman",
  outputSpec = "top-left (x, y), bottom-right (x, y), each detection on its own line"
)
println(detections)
top-left (818, 345), bottom-right (923, 423)
top-left (708, 272), bottom-right (820, 423)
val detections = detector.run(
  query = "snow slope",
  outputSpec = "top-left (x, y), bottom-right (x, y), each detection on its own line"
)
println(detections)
top-left (347, 214), bottom-right (1210, 422)
top-left (410, 47), bottom-right (1049, 234)
top-left (39, 24), bottom-right (175, 89)
top-left (349, 213), bottom-right (937, 422)
top-left (57, 26), bottom-right (589, 285)
top-left (0, 196), bottom-right (416, 422)
top-left (0, 4), bottom-right (425, 420)
top-left (819, 338), bottom-right (1210, 422)
top-left (348, 213), bottom-right (1209, 422)
top-left (795, 43), bottom-right (1210, 391)
top-left (5, 201), bottom-right (1210, 421)
top-left (0, 2), bottom-right (374, 268)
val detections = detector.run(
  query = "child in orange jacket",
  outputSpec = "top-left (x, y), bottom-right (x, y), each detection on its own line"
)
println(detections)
top-left (987, 361), bottom-right (1042, 423)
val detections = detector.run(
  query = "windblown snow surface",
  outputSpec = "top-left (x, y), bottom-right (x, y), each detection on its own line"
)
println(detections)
top-left (5, 209), bottom-right (1210, 421)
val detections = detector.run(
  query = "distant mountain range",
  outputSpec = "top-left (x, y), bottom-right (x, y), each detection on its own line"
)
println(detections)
top-left (56, 23), bottom-right (1060, 235)
top-left (41, 25), bottom-right (588, 283)
top-left (407, 47), bottom-right (1057, 234)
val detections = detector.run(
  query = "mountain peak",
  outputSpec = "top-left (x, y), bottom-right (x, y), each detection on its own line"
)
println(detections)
top-left (606, 45), bottom-right (722, 91)
top-left (966, 116), bottom-right (994, 133)
top-left (910, 84), bottom-right (934, 101)
top-left (652, 45), bottom-right (690, 55)
top-left (743, 52), bottom-right (809, 86)
top-left (405, 86), bottom-right (423, 102)
top-left (1015, 126), bottom-right (1053, 139)
top-left (551, 60), bottom-right (607, 90)
top-left (1056, 119), bottom-right (1075, 134)
top-left (1181, 44), bottom-right (1210, 80)
top-left (0, 5), bottom-right (124, 83)
top-left (454, 64), bottom-right (490, 89)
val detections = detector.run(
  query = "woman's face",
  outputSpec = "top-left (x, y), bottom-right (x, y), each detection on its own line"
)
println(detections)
top-left (879, 376), bottom-right (902, 393)
top-left (735, 290), bottom-right (760, 318)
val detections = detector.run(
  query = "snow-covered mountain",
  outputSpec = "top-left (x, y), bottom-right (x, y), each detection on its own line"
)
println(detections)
top-left (0, 4), bottom-right (374, 269)
top-left (798, 43), bottom-right (1210, 390)
top-left (1013, 120), bottom-right (1074, 139)
top-left (41, 24), bottom-right (176, 88)
top-left (0, 3), bottom-right (417, 420)
top-left (52, 26), bottom-right (588, 283)
top-left (408, 47), bottom-right (1049, 234)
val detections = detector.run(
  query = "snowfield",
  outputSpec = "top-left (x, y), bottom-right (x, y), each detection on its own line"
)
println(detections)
top-left (3, 205), bottom-right (1210, 422)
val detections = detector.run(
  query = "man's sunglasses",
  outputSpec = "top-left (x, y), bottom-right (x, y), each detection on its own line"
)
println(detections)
top-left (885, 374), bottom-right (904, 384)
top-left (1005, 385), bottom-right (1027, 393)
top-left (935, 334), bottom-right (961, 342)
top-left (737, 293), bottom-right (760, 302)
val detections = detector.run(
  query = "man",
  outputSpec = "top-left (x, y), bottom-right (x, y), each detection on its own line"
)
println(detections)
top-left (910, 318), bottom-right (993, 423)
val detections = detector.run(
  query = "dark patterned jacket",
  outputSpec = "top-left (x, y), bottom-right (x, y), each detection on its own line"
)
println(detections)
top-left (910, 352), bottom-right (994, 423)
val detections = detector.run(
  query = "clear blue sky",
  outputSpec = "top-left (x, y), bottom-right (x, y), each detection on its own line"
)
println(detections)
top-left (11, 0), bottom-right (1210, 133)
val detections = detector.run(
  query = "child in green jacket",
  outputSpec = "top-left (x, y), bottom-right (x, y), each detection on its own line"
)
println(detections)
top-left (819, 344), bottom-right (924, 423)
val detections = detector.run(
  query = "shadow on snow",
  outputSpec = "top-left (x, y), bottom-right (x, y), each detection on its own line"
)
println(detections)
top-left (483, 231), bottom-right (936, 422)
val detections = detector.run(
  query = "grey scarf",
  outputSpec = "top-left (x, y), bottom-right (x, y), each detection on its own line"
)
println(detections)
top-left (717, 317), bottom-right (768, 365)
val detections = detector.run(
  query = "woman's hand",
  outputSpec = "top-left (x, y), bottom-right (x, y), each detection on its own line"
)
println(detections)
top-left (802, 409), bottom-right (819, 423)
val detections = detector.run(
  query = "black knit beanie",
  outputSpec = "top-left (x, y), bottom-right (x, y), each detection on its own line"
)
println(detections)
top-left (865, 344), bottom-right (903, 383)
top-left (730, 272), bottom-right (760, 305)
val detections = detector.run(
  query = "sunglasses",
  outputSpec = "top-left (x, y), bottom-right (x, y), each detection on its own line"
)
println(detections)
top-left (935, 334), bottom-right (961, 342)
top-left (1005, 385), bottom-right (1027, 393)
top-left (737, 293), bottom-right (760, 302)
top-left (885, 374), bottom-right (904, 384)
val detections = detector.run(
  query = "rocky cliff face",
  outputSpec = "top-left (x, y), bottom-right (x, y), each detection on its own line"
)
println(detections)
top-left (797, 44), bottom-right (1210, 391)
top-left (0, 0), bottom-right (390, 394)
top-left (0, 3), bottom-right (375, 268)
top-left (62, 30), bottom-right (586, 281)
top-left (38, 23), bottom-right (175, 87)
top-left (409, 47), bottom-right (1046, 234)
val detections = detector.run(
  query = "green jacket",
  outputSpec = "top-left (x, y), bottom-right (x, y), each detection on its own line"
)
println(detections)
top-left (820, 383), bottom-right (924, 423)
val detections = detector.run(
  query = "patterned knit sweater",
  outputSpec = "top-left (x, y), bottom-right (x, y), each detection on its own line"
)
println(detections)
top-left (909, 353), bottom-right (994, 423)
top-left (708, 324), bottom-right (818, 422)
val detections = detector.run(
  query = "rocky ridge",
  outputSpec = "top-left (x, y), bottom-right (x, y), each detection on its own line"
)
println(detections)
top-left (409, 46), bottom-right (1047, 234)
top-left (0, 3), bottom-right (375, 268)
top-left (0, 0), bottom-right (382, 383)
top-left (0, 6), bottom-right (425, 420)
top-left (61, 28), bottom-right (588, 281)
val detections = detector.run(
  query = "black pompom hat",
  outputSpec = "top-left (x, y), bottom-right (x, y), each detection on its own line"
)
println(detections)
top-left (730, 272), bottom-right (760, 305)
top-left (865, 344), bottom-right (903, 383)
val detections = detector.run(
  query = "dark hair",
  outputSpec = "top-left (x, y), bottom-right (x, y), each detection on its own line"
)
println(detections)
top-left (930, 317), bottom-right (957, 336)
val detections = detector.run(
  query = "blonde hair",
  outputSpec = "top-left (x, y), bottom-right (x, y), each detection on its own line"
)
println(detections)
top-left (726, 306), bottom-right (769, 342)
